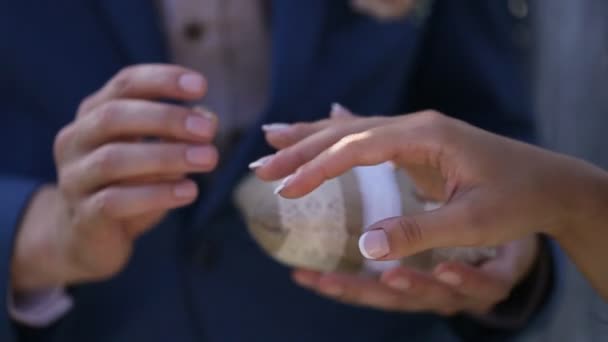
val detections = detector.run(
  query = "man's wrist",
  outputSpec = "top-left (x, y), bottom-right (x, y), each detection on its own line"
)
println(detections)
top-left (10, 185), bottom-right (69, 292)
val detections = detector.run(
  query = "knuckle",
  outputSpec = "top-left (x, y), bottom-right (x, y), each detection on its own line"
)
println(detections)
top-left (166, 107), bottom-right (191, 137)
top-left (417, 110), bottom-right (452, 140)
top-left (112, 66), bottom-right (138, 94)
top-left (335, 133), bottom-right (364, 153)
top-left (94, 101), bottom-right (122, 131)
top-left (54, 125), bottom-right (76, 160)
top-left (77, 95), bottom-right (95, 115)
top-left (90, 144), bottom-right (120, 177)
top-left (91, 189), bottom-right (116, 218)
top-left (418, 109), bottom-right (447, 124)
top-left (279, 146), bottom-right (309, 169)
top-left (57, 167), bottom-right (80, 197)
top-left (395, 216), bottom-right (424, 247)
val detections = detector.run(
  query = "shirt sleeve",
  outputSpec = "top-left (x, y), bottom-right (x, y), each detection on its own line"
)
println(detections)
top-left (7, 287), bottom-right (73, 328)
top-left (0, 177), bottom-right (46, 340)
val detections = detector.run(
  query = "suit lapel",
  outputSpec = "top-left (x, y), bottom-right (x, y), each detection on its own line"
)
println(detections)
top-left (95, 0), bottom-right (167, 63)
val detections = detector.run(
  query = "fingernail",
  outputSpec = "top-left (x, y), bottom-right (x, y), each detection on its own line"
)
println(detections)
top-left (359, 229), bottom-right (390, 259)
top-left (185, 115), bottom-right (212, 137)
top-left (293, 273), bottom-right (315, 287)
top-left (273, 174), bottom-right (295, 195)
top-left (179, 73), bottom-right (205, 93)
top-left (193, 106), bottom-right (216, 121)
top-left (249, 155), bottom-right (274, 169)
top-left (437, 272), bottom-right (462, 286)
top-left (186, 147), bottom-right (213, 165)
top-left (262, 123), bottom-right (291, 132)
top-left (388, 277), bottom-right (411, 291)
top-left (321, 284), bottom-right (344, 297)
top-left (173, 182), bottom-right (197, 198)
top-left (330, 103), bottom-right (351, 118)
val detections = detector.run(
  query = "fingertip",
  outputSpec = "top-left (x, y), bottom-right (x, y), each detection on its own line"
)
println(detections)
top-left (273, 173), bottom-right (296, 196)
top-left (172, 179), bottom-right (199, 201)
top-left (248, 154), bottom-right (274, 171)
top-left (359, 229), bottom-right (390, 260)
top-left (330, 103), bottom-right (354, 119)
top-left (435, 271), bottom-right (463, 287)
top-left (264, 131), bottom-right (291, 150)
top-left (292, 269), bottom-right (321, 288)
top-left (178, 72), bottom-right (207, 97)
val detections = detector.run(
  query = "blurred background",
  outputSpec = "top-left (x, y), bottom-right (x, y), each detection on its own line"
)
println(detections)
top-left (519, 0), bottom-right (608, 340)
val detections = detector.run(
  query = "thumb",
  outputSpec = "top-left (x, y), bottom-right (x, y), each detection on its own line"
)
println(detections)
top-left (358, 199), bottom-right (482, 260)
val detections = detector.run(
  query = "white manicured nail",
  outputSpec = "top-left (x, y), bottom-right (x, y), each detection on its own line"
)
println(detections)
top-left (193, 106), bottom-right (216, 121)
top-left (388, 277), bottom-right (411, 291)
top-left (437, 272), bottom-right (462, 286)
top-left (359, 229), bottom-right (390, 259)
top-left (274, 174), bottom-right (295, 195)
top-left (330, 103), bottom-right (352, 118)
top-left (173, 182), bottom-right (197, 198)
top-left (262, 123), bottom-right (291, 132)
top-left (249, 155), bottom-right (274, 169)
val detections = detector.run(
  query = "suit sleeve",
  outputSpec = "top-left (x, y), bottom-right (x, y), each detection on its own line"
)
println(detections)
top-left (0, 177), bottom-right (44, 342)
top-left (405, 0), bottom-right (534, 141)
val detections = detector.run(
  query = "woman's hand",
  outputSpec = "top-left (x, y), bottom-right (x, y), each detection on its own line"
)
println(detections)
top-left (293, 237), bottom-right (538, 316)
top-left (252, 106), bottom-right (608, 298)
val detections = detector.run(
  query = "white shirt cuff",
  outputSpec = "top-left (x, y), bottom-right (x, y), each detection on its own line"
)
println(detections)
top-left (7, 286), bottom-right (73, 327)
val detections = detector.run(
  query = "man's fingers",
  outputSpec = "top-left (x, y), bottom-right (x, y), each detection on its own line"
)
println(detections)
top-left (81, 179), bottom-right (198, 223)
top-left (60, 143), bottom-right (218, 195)
top-left (432, 262), bottom-right (511, 304)
top-left (380, 267), bottom-right (464, 310)
top-left (71, 101), bottom-right (217, 150)
top-left (78, 64), bottom-right (207, 115)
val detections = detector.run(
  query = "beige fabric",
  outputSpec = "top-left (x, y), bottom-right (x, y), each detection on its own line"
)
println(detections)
top-left (235, 166), bottom-right (496, 274)
top-left (275, 177), bottom-right (348, 272)
top-left (337, 170), bottom-right (365, 272)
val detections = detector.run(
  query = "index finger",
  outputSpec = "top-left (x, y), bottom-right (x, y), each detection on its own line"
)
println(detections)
top-left (274, 124), bottom-right (404, 198)
top-left (255, 116), bottom-right (390, 181)
top-left (78, 64), bottom-right (207, 116)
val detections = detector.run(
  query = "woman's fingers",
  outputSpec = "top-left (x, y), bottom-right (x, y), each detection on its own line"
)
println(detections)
top-left (263, 103), bottom-right (357, 149)
top-left (254, 116), bottom-right (391, 181)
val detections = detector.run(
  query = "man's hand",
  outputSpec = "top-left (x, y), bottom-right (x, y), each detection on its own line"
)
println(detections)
top-left (11, 64), bottom-right (218, 292)
top-left (293, 237), bottom-right (537, 316)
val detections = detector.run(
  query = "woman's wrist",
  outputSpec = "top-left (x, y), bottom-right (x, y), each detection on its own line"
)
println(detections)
top-left (550, 157), bottom-right (608, 249)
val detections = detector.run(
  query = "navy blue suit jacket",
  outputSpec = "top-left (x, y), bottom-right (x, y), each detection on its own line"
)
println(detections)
top-left (0, 1), bottom-right (539, 341)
